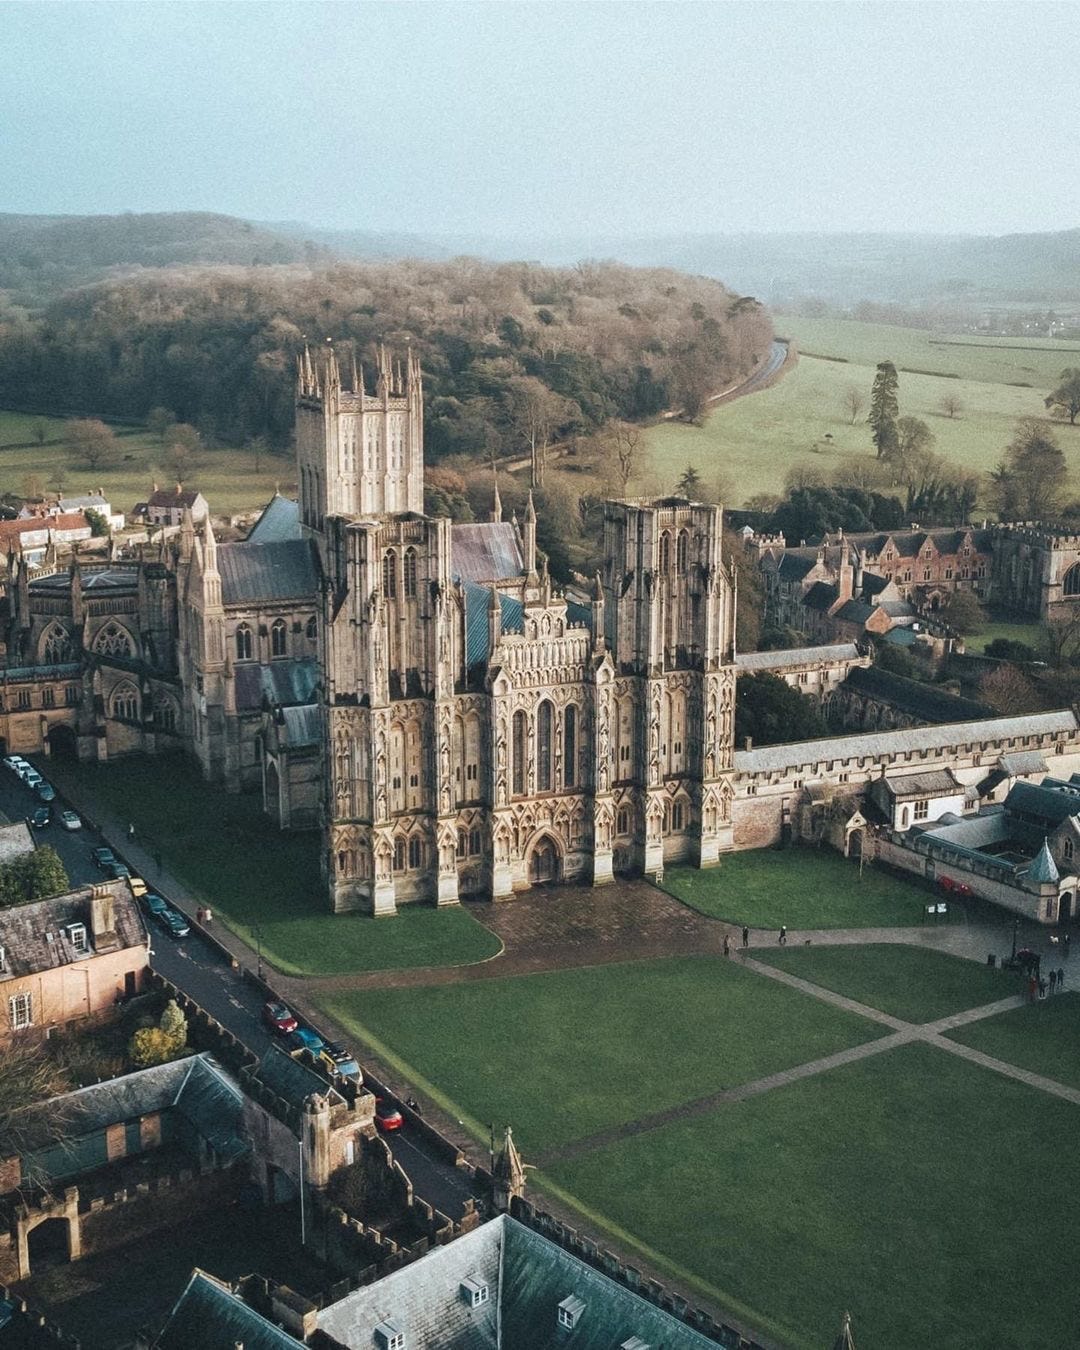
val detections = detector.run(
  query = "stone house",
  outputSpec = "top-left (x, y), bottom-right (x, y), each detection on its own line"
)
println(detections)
top-left (0, 881), bottom-right (148, 1042)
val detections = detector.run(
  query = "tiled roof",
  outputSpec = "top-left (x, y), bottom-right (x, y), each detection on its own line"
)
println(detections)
top-left (1025, 838), bottom-right (1060, 884)
top-left (1005, 778), bottom-right (1080, 828)
top-left (218, 539), bottom-right (319, 605)
top-left (735, 642), bottom-right (861, 671)
top-left (157, 1270), bottom-right (301, 1350)
top-left (234, 658), bottom-right (319, 712)
top-left (246, 493), bottom-right (302, 544)
top-left (735, 709), bottom-right (1079, 775)
top-left (451, 522), bottom-right (525, 583)
top-left (251, 1046), bottom-right (343, 1108)
top-left (31, 566), bottom-right (138, 593)
top-left (0, 514), bottom-right (89, 540)
top-left (833, 598), bottom-right (876, 624)
top-left (0, 882), bottom-right (144, 982)
top-left (803, 581), bottom-right (838, 611)
top-left (148, 488), bottom-right (204, 509)
top-left (844, 665), bottom-right (992, 723)
top-left (777, 553), bottom-right (816, 582)
top-left (879, 768), bottom-right (963, 799)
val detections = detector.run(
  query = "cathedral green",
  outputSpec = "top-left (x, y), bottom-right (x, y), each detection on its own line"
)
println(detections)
top-left (323, 955), bottom-right (886, 1154)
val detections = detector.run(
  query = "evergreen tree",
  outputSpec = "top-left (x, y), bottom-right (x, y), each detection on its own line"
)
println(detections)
top-left (867, 361), bottom-right (899, 458)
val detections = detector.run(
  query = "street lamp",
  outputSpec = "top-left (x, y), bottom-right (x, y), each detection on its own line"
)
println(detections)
top-left (255, 926), bottom-right (263, 981)
top-left (1010, 914), bottom-right (1019, 964)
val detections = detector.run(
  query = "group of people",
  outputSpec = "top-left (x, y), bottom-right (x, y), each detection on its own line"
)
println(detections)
top-left (1029, 966), bottom-right (1067, 1002)
top-left (722, 925), bottom-right (754, 957)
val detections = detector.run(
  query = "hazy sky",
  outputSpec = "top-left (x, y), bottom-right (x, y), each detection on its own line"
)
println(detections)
top-left (2, 0), bottom-right (1077, 238)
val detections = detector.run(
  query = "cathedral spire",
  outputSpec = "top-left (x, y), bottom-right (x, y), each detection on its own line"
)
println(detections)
top-left (492, 1125), bottom-right (528, 1212)
top-left (491, 467), bottom-right (502, 523)
top-left (523, 490), bottom-right (537, 578)
top-left (591, 571), bottom-right (605, 650)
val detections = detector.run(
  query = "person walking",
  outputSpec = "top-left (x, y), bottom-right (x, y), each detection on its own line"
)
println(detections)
top-left (1058, 967), bottom-right (1066, 990)
top-left (779, 925), bottom-right (787, 946)
top-left (1049, 969), bottom-right (1057, 995)
top-left (723, 934), bottom-right (731, 958)
top-left (742, 926), bottom-right (749, 949)
top-left (128, 822), bottom-right (136, 840)
top-left (1028, 974), bottom-right (1038, 1004)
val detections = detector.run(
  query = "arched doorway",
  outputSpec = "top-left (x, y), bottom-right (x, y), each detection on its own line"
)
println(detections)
top-left (528, 835), bottom-right (561, 886)
top-left (26, 1217), bottom-right (73, 1273)
top-left (47, 724), bottom-right (78, 760)
top-left (1061, 892), bottom-right (1073, 924)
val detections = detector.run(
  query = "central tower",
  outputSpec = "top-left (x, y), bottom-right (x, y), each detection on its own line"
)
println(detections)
top-left (296, 343), bottom-right (424, 528)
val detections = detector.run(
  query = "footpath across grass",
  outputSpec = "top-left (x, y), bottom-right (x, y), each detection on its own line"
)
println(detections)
top-left (664, 848), bottom-right (928, 929)
top-left (755, 943), bottom-right (1025, 1022)
top-left (946, 988), bottom-right (1080, 1088)
top-left (324, 954), bottom-right (885, 1155)
top-left (547, 1041), bottom-right (1080, 1350)
top-left (50, 756), bottom-right (502, 978)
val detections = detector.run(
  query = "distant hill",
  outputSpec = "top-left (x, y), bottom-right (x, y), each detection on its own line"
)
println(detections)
top-left (0, 211), bottom-right (322, 305)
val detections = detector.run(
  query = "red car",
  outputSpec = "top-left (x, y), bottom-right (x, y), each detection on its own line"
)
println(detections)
top-left (374, 1098), bottom-right (403, 1132)
top-left (262, 1000), bottom-right (298, 1035)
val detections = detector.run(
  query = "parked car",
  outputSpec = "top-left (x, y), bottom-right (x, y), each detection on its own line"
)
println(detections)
top-left (142, 892), bottom-right (169, 915)
top-left (262, 1001), bottom-right (299, 1035)
top-left (104, 861), bottom-right (131, 881)
top-left (35, 781), bottom-right (56, 802)
top-left (29, 807), bottom-right (51, 829)
top-left (318, 1041), bottom-right (362, 1081)
top-left (23, 771), bottom-right (42, 790)
top-left (3, 756), bottom-right (27, 774)
top-left (374, 1098), bottom-right (403, 1133)
top-left (128, 876), bottom-right (148, 898)
top-left (155, 908), bottom-right (190, 939)
top-left (59, 810), bottom-right (82, 831)
top-left (91, 846), bottom-right (118, 870)
top-left (283, 1027), bottom-right (326, 1057)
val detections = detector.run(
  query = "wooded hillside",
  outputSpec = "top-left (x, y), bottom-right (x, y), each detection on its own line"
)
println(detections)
top-left (0, 259), bottom-right (772, 452)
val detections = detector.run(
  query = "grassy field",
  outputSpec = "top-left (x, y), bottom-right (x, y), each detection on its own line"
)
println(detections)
top-left (0, 410), bottom-right (292, 519)
top-left (966, 616), bottom-right (1046, 654)
top-left (547, 1042), bottom-right (1080, 1350)
top-left (946, 988), bottom-right (1080, 1088)
top-left (50, 756), bottom-right (502, 978)
top-left (663, 848), bottom-right (929, 929)
top-left (646, 317), bottom-right (1080, 507)
top-left (324, 955), bottom-right (885, 1154)
top-left (755, 943), bottom-right (1025, 1022)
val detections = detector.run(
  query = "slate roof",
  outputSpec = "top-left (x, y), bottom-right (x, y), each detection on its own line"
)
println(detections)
top-left (317, 1215), bottom-right (720, 1350)
top-left (833, 598), bottom-right (877, 624)
top-left (843, 665), bottom-right (993, 724)
top-left (451, 522), bottom-right (525, 584)
top-left (148, 488), bottom-right (204, 510)
top-left (218, 539), bottom-right (319, 605)
top-left (156, 1270), bottom-right (301, 1350)
top-left (1025, 839), bottom-right (1060, 884)
top-left (1004, 778), bottom-right (1080, 829)
top-left (735, 709), bottom-right (1079, 775)
top-left (246, 493), bottom-right (302, 544)
top-left (803, 581), bottom-right (838, 612)
top-left (879, 769), bottom-right (964, 799)
top-left (777, 553), bottom-right (817, 582)
top-left (252, 1046), bottom-right (343, 1109)
top-left (31, 566), bottom-right (138, 593)
top-left (234, 658), bottom-right (319, 713)
top-left (1000, 750), bottom-right (1049, 776)
top-left (279, 704), bottom-right (321, 748)
top-left (0, 883), bottom-right (144, 982)
top-left (464, 583), bottom-right (524, 667)
top-left (735, 643), bottom-right (861, 672)
top-left (4, 1054), bottom-right (247, 1163)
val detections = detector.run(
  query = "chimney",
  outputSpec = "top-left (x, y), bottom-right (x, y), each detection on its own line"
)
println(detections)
top-left (89, 885), bottom-right (118, 951)
top-left (743, 736), bottom-right (753, 751)
top-left (837, 548), bottom-right (854, 604)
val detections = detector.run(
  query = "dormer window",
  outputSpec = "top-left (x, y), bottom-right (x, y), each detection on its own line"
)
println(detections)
top-left (374, 1321), bottom-right (405, 1350)
top-left (557, 1296), bottom-right (585, 1331)
top-left (460, 1277), bottom-right (489, 1308)
top-left (621, 1339), bottom-right (652, 1350)
top-left (68, 923), bottom-right (89, 955)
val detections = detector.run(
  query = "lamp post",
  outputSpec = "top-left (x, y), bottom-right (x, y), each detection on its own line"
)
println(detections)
top-left (255, 926), bottom-right (263, 981)
top-left (1010, 914), bottom-right (1019, 964)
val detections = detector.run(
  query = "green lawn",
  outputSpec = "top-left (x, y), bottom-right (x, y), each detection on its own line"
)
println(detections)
top-left (946, 988), bottom-right (1080, 1088)
top-left (0, 410), bottom-right (291, 518)
top-left (646, 317), bottom-right (1080, 507)
top-left (547, 1042), bottom-right (1080, 1350)
top-left (966, 617), bottom-right (1046, 655)
top-left (49, 756), bottom-right (502, 978)
top-left (663, 848), bottom-right (928, 929)
top-left (755, 943), bottom-right (1025, 1022)
top-left (324, 955), bottom-right (885, 1154)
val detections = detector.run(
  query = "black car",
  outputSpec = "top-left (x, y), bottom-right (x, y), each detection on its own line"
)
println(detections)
top-left (29, 807), bottom-right (51, 829)
top-left (91, 846), bottom-right (118, 870)
top-left (155, 908), bottom-right (191, 939)
top-left (104, 861), bottom-right (131, 880)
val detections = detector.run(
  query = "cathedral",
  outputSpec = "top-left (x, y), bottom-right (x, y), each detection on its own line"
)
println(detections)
top-left (1, 346), bottom-right (739, 916)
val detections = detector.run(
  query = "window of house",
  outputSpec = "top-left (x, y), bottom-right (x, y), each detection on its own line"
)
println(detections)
top-left (658, 533), bottom-right (670, 575)
top-left (671, 801), bottom-right (684, 831)
top-left (746, 784), bottom-right (757, 796)
top-left (466, 761), bottom-right (478, 782)
top-left (461, 1278), bottom-right (489, 1309)
top-left (1046, 897), bottom-right (1056, 919)
top-left (43, 625), bottom-right (74, 664)
top-left (41, 687), bottom-right (54, 708)
top-left (271, 619), bottom-right (287, 657)
top-left (616, 808), bottom-right (629, 836)
top-left (9, 993), bottom-right (31, 1030)
top-left (1065, 839), bottom-right (1074, 860)
top-left (923, 568), bottom-right (931, 581)
top-left (469, 829), bottom-right (481, 855)
top-left (914, 799), bottom-right (929, 820)
top-left (306, 615), bottom-right (317, 642)
top-left (403, 548), bottom-right (418, 599)
top-left (65, 686), bottom-right (80, 706)
top-left (839, 772), bottom-right (849, 783)
top-left (393, 839), bottom-right (405, 872)
top-left (408, 837), bottom-right (422, 870)
top-left (17, 691), bottom-right (31, 711)
top-left (68, 923), bottom-right (89, 955)
top-left (93, 622), bottom-right (134, 658)
top-left (383, 550), bottom-right (397, 599)
top-left (235, 624), bottom-right (253, 660)
top-left (676, 531), bottom-right (688, 573)
top-left (558, 1298), bottom-right (585, 1331)
top-left (945, 568), bottom-right (953, 580)
top-left (155, 701), bottom-right (177, 733)
top-left (112, 686), bottom-right (139, 721)
top-left (457, 831), bottom-right (467, 859)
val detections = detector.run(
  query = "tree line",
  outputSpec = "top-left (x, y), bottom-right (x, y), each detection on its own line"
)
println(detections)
top-left (0, 259), bottom-right (773, 456)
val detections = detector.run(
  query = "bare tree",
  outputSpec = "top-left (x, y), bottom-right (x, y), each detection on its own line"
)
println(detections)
top-left (609, 421), bottom-right (643, 494)
top-left (979, 665), bottom-right (1040, 715)
top-left (940, 392), bottom-right (963, 419)
top-left (21, 473), bottom-right (45, 503)
top-left (65, 418), bottom-right (116, 471)
top-left (842, 385), bottom-right (866, 425)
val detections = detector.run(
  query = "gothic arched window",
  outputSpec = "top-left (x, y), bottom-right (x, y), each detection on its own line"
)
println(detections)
top-left (564, 705), bottom-right (577, 789)
top-left (305, 615), bottom-right (317, 642)
top-left (659, 532), bottom-right (671, 575)
top-left (154, 698), bottom-right (177, 733)
top-left (235, 624), bottom-right (253, 661)
top-left (537, 701), bottom-right (554, 792)
top-left (111, 683), bottom-right (139, 722)
top-left (271, 619), bottom-right (287, 657)
top-left (408, 836), bottom-right (423, 870)
top-left (512, 710), bottom-right (527, 797)
top-left (676, 530), bottom-right (689, 574)
top-left (1064, 563), bottom-right (1080, 598)
top-left (93, 622), bottom-right (135, 659)
top-left (42, 624), bottom-right (74, 666)
top-left (383, 550), bottom-right (397, 599)
top-left (403, 548), bottom-right (418, 599)
top-left (393, 838), bottom-right (405, 872)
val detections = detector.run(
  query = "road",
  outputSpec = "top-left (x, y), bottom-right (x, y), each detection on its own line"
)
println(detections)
top-left (705, 338), bottom-right (789, 407)
top-left (8, 756), bottom-right (477, 1221)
